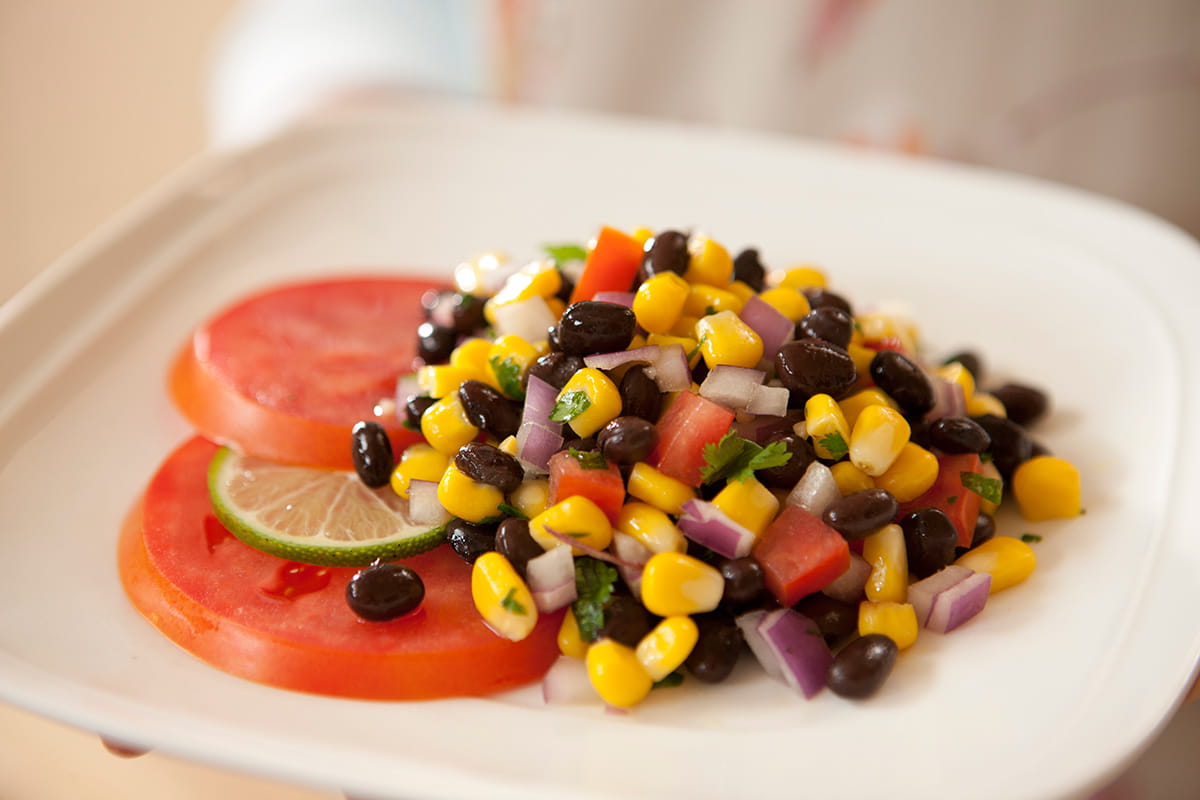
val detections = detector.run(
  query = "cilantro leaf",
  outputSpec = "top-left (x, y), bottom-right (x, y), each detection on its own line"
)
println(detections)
top-left (550, 391), bottom-right (592, 422)
top-left (489, 355), bottom-right (526, 401)
top-left (700, 430), bottom-right (792, 483)
top-left (687, 336), bottom-right (706, 361)
top-left (1021, 533), bottom-right (1043, 543)
top-left (699, 430), bottom-right (746, 483)
top-left (544, 243), bottom-right (589, 264)
top-left (572, 557), bottom-right (618, 642)
top-left (569, 448), bottom-right (608, 470)
top-left (960, 471), bottom-right (1003, 505)
top-left (652, 672), bottom-right (685, 690)
top-left (818, 431), bottom-right (849, 460)
top-left (500, 587), bottom-right (527, 616)
top-left (497, 502), bottom-right (528, 519)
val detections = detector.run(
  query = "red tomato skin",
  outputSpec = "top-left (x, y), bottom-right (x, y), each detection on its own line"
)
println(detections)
top-left (568, 227), bottom-right (644, 304)
top-left (896, 453), bottom-right (983, 548)
top-left (547, 451), bottom-right (625, 525)
top-left (168, 276), bottom-right (439, 470)
top-left (119, 437), bottom-right (563, 700)
top-left (752, 506), bottom-right (851, 607)
top-left (648, 391), bottom-right (736, 487)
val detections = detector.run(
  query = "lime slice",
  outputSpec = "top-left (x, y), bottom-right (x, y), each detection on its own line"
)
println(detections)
top-left (208, 446), bottom-right (445, 566)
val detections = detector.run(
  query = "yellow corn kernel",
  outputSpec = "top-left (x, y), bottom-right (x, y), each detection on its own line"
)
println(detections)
top-left (646, 333), bottom-right (702, 367)
top-left (838, 388), bottom-right (897, 430)
top-left (471, 552), bottom-right (538, 641)
top-left (489, 260), bottom-right (562, 308)
top-left (628, 334), bottom-right (647, 351)
top-left (1012, 456), bottom-right (1081, 521)
top-left (684, 284), bottom-right (744, 317)
top-left (420, 393), bottom-right (480, 455)
top-left (633, 272), bottom-right (690, 334)
top-left (640, 552), bottom-right (725, 616)
top-left (806, 393), bottom-right (851, 460)
top-left (510, 478), bottom-right (551, 519)
top-left (389, 443), bottom-right (450, 498)
top-left (684, 235), bottom-right (734, 286)
top-left (450, 338), bottom-right (499, 387)
top-left (546, 297), bottom-right (566, 319)
top-left (635, 616), bottom-right (699, 681)
top-left (966, 391), bottom-right (1007, 418)
top-left (933, 362), bottom-right (976, 403)
top-left (529, 495), bottom-right (614, 553)
top-left (631, 227), bottom-right (655, 246)
top-left (757, 286), bottom-right (811, 322)
top-left (711, 477), bottom-right (778, 537)
top-left (874, 442), bottom-right (939, 503)
top-left (846, 343), bottom-right (879, 388)
top-left (849, 404), bottom-right (911, 477)
top-left (726, 280), bottom-right (756, 302)
top-left (555, 367), bottom-right (622, 437)
top-left (415, 364), bottom-right (474, 399)
top-left (862, 523), bottom-right (908, 603)
top-left (955, 536), bottom-right (1037, 593)
top-left (586, 639), bottom-right (654, 708)
top-left (978, 459), bottom-right (1003, 516)
top-left (438, 464), bottom-right (505, 523)
top-left (830, 461), bottom-right (875, 495)
top-left (488, 335), bottom-right (540, 399)
top-left (777, 265), bottom-right (827, 291)
top-left (627, 463), bottom-right (696, 515)
top-left (497, 435), bottom-right (519, 457)
top-left (694, 310), bottom-right (764, 369)
top-left (670, 314), bottom-right (702, 338)
top-left (858, 601), bottom-right (918, 650)
top-left (558, 607), bottom-right (588, 658)
top-left (616, 502), bottom-right (687, 553)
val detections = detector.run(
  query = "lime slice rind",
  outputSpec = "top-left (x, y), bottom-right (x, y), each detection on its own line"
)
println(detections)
top-left (207, 446), bottom-right (446, 567)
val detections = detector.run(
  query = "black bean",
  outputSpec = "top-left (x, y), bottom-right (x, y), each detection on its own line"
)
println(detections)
top-left (899, 507), bottom-right (959, 578)
top-left (555, 270), bottom-right (575, 305)
top-left (560, 436), bottom-right (598, 453)
top-left (869, 350), bottom-right (935, 417)
top-left (732, 248), bottom-right (766, 292)
top-left (416, 321), bottom-right (457, 364)
top-left (350, 420), bottom-right (394, 488)
top-left (717, 557), bottom-right (767, 607)
top-left (970, 512), bottom-right (996, 550)
top-left (345, 563), bottom-right (424, 622)
top-left (423, 290), bottom-right (485, 334)
top-left (618, 365), bottom-right (662, 422)
top-left (454, 442), bottom-right (524, 494)
top-left (796, 306), bottom-right (854, 349)
top-left (775, 339), bottom-right (857, 402)
top-left (458, 380), bottom-right (522, 439)
top-left (803, 288), bottom-right (853, 316)
top-left (908, 418), bottom-right (932, 450)
top-left (528, 352), bottom-right (586, 392)
top-left (991, 383), bottom-right (1049, 427)
top-left (554, 301), bottom-right (637, 356)
top-left (685, 610), bottom-right (744, 684)
top-left (495, 518), bottom-right (543, 577)
top-left (943, 350), bottom-right (983, 383)
top-left (597, 416), bottom-right (658, 465)
top-left (445, 518), bottom-right (498, 564)
top-left (827, 634), bottom-right (898, 698)
top-left (641, 230), bottom-right (690, 280)
top-left (405, 396), bottom-right (436, 429)
top-left (927, 416), bottom-right (991, 454)
top-left (794, 594), bottom-right (859, 641)
top-left (756, 434), bottom-right (817, 490)
top-left (973, 414), bottom-right (1033, 479)
top-left (598, 595), bottom-right (654, 648)
top-left (822, 489), bottom-right (899, 540)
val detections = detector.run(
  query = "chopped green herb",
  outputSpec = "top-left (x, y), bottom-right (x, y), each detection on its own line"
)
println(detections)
top-left (652, 672), bottom-right (685, 690)
top-left (946, 495), bottom-right (958, 505)
top-left (1021, 533), bottom-right (1043, 543)
top-left (497, 502), bottom-right (528, 519)
top-left (572, 557), bottom-right (618, 642)
top-left (700, 430), bottom-right (792, 483)
top-left (550, 391), bottom-right (592, 422)
top-left (568, 447), bottom-right (608, 470)
top-left (1080, 507), bottom-right (1088, 515)
top-left (543, 243), bottom-right (589, 264)
top-left (704, 304), bottom-right (718, 316)
top-left (687, 336), bottom-right (707, 361)
top-left (979, 451), bottom-right (994, 464)
top-left (960, 471), bottom-right (1003, 505)
top-left (488, 355), bottom-right (526, 401)
top-left (500, 587), bottom-right (527, 615)
top-left (818, 431), bottom-right (849, 460)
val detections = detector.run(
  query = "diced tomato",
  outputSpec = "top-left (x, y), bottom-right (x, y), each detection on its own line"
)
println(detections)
top-left (752, 506), bottom-right (851, 607)
top-left (568, 227), bottom-right (644, 304)
top-left (897, 452), bottom-right (983, 548)
top-left (547, 450), bottom-right (625, 525)
top-left (169, 276), bottom-right (439, 470)
top-left (647, 391), bottom-right (736, 488)
top-left (119, 437), bottom-right (563, 700)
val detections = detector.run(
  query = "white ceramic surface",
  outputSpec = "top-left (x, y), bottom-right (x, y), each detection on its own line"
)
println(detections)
top-left (1, 100), bottom-right (1198, 800)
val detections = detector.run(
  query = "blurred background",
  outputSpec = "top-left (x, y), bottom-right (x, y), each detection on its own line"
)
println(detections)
top-left (2, 1), bottom-right (1199, 798)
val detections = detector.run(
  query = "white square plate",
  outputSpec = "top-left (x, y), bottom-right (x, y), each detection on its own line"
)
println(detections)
top-left (2, 100), bottom-right (1198, 800)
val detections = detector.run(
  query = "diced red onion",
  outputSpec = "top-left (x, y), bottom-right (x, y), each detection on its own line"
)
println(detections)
top-left (646, 343), bottom-right (691, 392)
top-left (786, 461), bottom-right (840, 516)
top-left (699, 365), bottom-right (765, 411)
top-left (755, 608), bottom-right (833, 699)
top-left (926, 571), bottom-right (991, 633)
top-left (821, 552), bottom-right (872, 604)
top-left (526, 544), bottom-right (578, 613)
top-left (542, 656), bottom-right (596, 706)
top-left (736, 610), bottom-right (782, 681)
top-left (583, 345), bottom-right (662, 372)
top-left (516, 421), bottom-right (563, 472)
top-left (542, 526), bottom-right (640, 568)
top-left (925, 376), bottom-right (966, 421)
top-left (611, 532), bottom-right (651, 598)
top-left (405, 480), bottom-right (449, 527)
top-left (395, 373), bottom-right (420, 407)
top-left (745, 384), bottom-right (790, 417)
top-left (734, 410), bottom-right (802, 445)
top-left (908, 565), bottom-right (973, 626)
top-left (522, 375), bottom-right (561, 431)
top-left (491, 295), bottom-right (558, 344)
top-left (739, 295), bottom-right (795, 362)
top-left (591, 291), bottom-right (635, 308)
top-left (678, 499), bottom-right (757, 559)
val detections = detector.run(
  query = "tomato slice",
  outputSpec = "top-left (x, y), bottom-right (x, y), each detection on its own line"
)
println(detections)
top-left (569, 227), bottom-right (644, 304)
top-left (752, 506), bottom-right (851, 607)
top-left (648, 391), bottom-right (736, 487)
top-left (547, 450), bottom-right (625, 525)
top-left (119, 437), bottom-right (563, 700)
top-left (169, 276), bottom-right (441, 470)
top-left (896, 453), bottom-right (983, 548)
